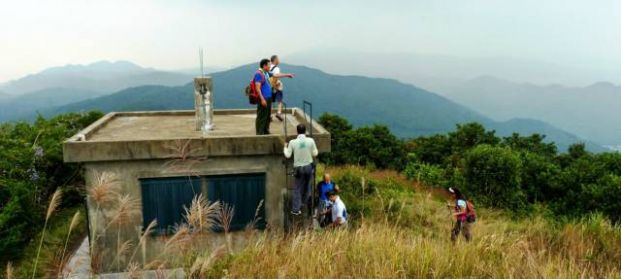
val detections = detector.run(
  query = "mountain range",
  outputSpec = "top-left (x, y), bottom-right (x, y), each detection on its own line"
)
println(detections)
top-left (0, 61), bottom-right (197, 121)
top-left (21, 63), bottom-right (603, 152)
top-left (422, 76), bottom-right (621, 146)
top-left (0, 60), bottom-right (193, 95)
top-left (286, 49), bottom-right (621, 148)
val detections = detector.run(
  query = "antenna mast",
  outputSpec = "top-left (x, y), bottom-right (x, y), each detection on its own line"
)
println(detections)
top-left (199, 47), bottom-right (205, 78)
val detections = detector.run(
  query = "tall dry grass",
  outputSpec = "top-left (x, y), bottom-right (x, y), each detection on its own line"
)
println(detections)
top-left (57, 210), bottom-right (81, 275)
top-left (198, 166), bottom-right (621, 278)
top-left (205, 201), bottom-right (621, 278)
top-left (31, 188), bottom-right (62, 279)
top-left (5, 262), bottom-right (13, 279)
top-left (14, 166), bottom-right (621, 278)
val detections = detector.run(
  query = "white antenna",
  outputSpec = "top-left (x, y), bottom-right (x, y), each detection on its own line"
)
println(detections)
top-left (199, 47), bottom-right (205, 78)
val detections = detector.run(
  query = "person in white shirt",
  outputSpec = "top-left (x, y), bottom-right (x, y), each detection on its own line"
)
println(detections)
top-left (328, 191), bottom-right (347, 227)
top-left (269, 55), bottom-right (295, 121)
top-left (284, 124), bottom-right (318, 215)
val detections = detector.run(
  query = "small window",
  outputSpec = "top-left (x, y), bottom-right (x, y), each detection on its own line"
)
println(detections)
top-left (140, 176), bottom-right (201, 235)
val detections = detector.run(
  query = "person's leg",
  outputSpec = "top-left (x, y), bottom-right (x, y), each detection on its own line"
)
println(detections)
top-left (301, 165), bottom-right (313, 212)
top-left (451, 220), bottom-right (462, 243)
top-left (317, 200), bottom-right (327, 224)
top-left (277, 91), bottom-right (283, 114)
top-left (292, 169), bottom-right (302, 213)
top-left (463, 222), bottom-right (472, 242)
top-left (255, 103), bottom-right (262, 135)
top-left (257, 100), bottom-right (270, 135)
top-left (264, 100), bottom-right (272, 134)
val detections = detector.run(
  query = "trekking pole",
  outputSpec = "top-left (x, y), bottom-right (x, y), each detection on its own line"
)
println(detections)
top-left (447, 204), bottom-right (454, 227)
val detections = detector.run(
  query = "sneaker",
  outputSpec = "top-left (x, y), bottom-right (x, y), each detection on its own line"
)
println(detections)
top-left (291, 210), bottom-right (302, 215)
top-left (275, 113), bottom-right (284, 121)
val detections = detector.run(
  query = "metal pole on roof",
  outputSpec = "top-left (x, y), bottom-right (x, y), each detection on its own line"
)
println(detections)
top-left (199, 47), bottom-right (205, 78)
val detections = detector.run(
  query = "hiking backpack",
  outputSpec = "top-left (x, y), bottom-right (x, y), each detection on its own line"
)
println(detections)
top-left (268, 65), bottom-right (280, 89)
top-left (466, 200), bottom-right (477, 223)
top-left (245, 70), bottom-right (265, 105)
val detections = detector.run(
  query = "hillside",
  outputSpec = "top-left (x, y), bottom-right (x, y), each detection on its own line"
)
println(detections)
top-left (0, 87), bottom-right (106, 121)
top-left (203, 166), bottom-right (621, 278)
top-left (39, 64), bottom-right (602, 152)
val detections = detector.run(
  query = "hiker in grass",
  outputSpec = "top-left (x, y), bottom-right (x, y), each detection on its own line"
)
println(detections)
top-left (269, 55), bottom-right (295, 121)
top-left (447, 187), bottom-right (473, 242)
top-left (316, 173), bottom-right (340, 226)
top-left (284, 124), bottom-right (319, 215)
top-left (255, 58), bottom-right (273, 135)
top-left (327, 191), bottom-right (347, 228)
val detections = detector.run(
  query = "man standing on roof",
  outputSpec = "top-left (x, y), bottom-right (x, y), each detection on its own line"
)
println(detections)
top-left (284, 124), bottom-right (319, 215)
top-left (269, 55), bottom-right (295, 121)
top-left (255, 58), bottom-right (273, 135)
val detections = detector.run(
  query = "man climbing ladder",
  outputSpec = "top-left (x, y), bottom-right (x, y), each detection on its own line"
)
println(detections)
top-left (284, 124), bottom-right (318, 215)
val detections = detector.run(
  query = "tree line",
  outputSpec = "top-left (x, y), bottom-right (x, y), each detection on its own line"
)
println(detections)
top-left (318, 113), bottom-right (621, 223)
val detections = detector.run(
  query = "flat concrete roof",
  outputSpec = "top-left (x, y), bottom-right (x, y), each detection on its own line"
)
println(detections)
top-left (64, 109), bottom-right (330, 163)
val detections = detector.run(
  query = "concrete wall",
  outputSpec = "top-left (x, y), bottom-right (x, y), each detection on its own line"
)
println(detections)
top-left (83, 154), bottom-right (287, 273)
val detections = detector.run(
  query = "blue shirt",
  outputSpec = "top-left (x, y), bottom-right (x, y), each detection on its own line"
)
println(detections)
top-left (318, 181), bottom-right (335, 201)
top-left (254, 70), bottom-right (272, 99)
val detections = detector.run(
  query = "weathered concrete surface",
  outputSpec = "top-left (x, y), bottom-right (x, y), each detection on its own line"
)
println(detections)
top-left (63, 237), bottom-right (91, 277)
top-left (64, 109), bottom-right (330, 162)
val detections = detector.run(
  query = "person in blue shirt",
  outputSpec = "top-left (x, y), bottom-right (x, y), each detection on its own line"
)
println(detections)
top-left (254, 58), bottom-right (273, 135)
top-left (316, 173), bottom-right (340, 226)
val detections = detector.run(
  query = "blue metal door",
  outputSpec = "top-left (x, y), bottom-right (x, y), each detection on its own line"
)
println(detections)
top-left (207, 173), bottom-right (266, 231)
top-left (140, 176), bottom-right (201, 234)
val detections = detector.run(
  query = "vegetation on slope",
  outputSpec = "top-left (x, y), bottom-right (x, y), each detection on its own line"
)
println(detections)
top-left (2, 111), bottom-right (621, 278)
top-left (207, 166), bottom-right (621, 278)
top-left (319, 113), bottom-right (621, 222)
top-left (0, 111), bottom-right (102, 265)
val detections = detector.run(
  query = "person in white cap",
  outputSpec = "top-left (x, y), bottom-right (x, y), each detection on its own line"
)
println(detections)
top-left (447, 187), bottom-right (474, 242)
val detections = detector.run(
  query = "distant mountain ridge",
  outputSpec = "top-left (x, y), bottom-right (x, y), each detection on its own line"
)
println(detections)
top-left (427, 75), bottom-right (621, 146)
top-left (0, 87), bottom-right (106, 121)
top-left (0, 60), bottom-right (193, 94)
top-left (32, 63), bottom-right (603, 152)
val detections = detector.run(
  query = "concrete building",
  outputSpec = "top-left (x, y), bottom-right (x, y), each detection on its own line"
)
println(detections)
top-left (63, 77), bottom-right (330, 274)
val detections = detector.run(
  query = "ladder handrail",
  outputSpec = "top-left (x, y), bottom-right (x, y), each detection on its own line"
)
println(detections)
top-left (303, 101), bottom-right (313, 138)
top-left (302, 100), bottom-right (315, 221)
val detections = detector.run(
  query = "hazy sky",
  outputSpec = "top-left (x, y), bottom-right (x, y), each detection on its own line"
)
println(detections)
top-left (1, 0), bottom-right (620, 83)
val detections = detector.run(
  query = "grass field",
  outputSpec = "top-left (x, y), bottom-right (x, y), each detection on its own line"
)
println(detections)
top-left (204, 166), bottom-right (621, 278)
top-left (5, 166), bottom-right (621, 278)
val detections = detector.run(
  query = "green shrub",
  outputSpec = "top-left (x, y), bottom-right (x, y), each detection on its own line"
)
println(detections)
top-left (462, 145), bottom-right (528, 212)
top-left (403, 162), bottom-right (446, 187)
top-left (0, 111), bottom-right (102, 263)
